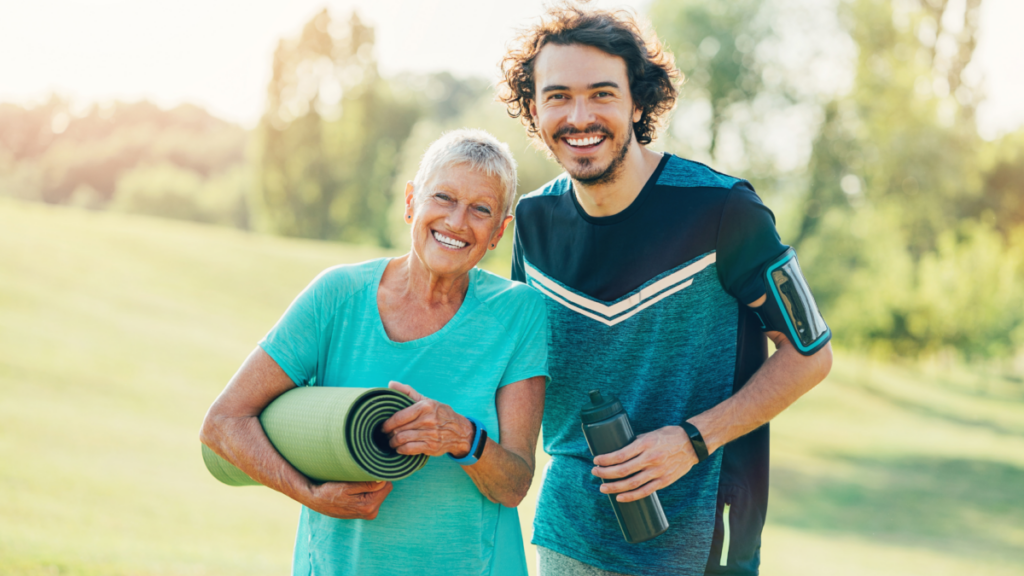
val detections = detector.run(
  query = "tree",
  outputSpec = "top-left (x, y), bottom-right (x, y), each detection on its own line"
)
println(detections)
top-left (0, 98), bottom-right (246, 207)
top-left (252, 9), bottom-right (419, 247)
top-left (795, 0), bottom-right (985, 252)
top-left (647, 0), bottom-right (1024, 358)
top-left (648, 0), bottom-right (770, 162)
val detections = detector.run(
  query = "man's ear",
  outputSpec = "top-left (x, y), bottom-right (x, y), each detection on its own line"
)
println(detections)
top-left (632, 105), bottom-right (642, 124)
top-left (404, 181), bottom-right (415, 223)
top-left (529, 100), bottom-right (539, 123)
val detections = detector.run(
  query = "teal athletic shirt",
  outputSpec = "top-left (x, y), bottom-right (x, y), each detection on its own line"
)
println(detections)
top-left (258, 258), bottom-right (550, 576)
top-left (512, 155), bottom-right (814, 576)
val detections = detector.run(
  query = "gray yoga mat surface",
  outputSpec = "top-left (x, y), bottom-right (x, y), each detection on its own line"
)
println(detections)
top-left (202, 386), bottom-right (428, 486)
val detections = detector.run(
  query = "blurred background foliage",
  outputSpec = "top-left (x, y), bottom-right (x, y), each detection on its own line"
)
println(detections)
top-left (2, 0), bottom-right (1022, 364)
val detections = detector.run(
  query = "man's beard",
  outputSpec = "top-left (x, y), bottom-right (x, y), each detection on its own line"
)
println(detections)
top-left (549, 126), bottom-right (632, 187)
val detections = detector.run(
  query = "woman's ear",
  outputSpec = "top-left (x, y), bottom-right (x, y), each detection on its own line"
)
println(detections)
top-left (489, 215), bottom-right (515, 250)
top-left (404, 181), bottom-right (415, 224)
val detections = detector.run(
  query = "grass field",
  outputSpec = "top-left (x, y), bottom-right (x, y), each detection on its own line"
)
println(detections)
top-left (2, 197), bottom-right (1022, 575)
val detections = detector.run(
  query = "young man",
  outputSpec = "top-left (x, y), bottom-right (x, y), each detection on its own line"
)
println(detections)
top-left (500, 7), bottom-right (833, 576)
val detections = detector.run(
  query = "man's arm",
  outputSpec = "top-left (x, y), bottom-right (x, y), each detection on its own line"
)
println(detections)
top-left (591, 303), bottom-right (832, 502)
top-left (199, 347), bottom-right (393, 519)
top-left (382, 376), bottom-right (545, 507)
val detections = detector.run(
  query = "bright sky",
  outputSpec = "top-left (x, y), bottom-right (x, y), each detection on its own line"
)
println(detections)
top-left (1, 0), bottom-right (1021, 138)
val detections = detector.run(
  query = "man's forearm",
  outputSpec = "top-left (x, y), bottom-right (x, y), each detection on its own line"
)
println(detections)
top-left (690, 339), bottom-right (832, 455)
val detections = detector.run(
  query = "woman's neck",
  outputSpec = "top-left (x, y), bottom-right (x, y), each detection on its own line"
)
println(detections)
top-left (386, 253), bottom-right (469, 307)
top-left (376, 254), bottom-right (469, 343)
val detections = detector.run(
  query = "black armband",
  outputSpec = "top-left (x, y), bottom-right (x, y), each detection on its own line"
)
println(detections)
top-left (751, 247), bottom-right (831, 356)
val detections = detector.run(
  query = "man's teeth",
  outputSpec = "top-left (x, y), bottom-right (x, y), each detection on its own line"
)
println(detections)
top-left (566, 136), bottom-right (604, 147)
top-left (433, 231), bottom-right (467, 248)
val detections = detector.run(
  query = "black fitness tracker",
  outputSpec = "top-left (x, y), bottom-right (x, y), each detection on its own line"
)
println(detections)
top-left (680, 420), bottom-right (709, 463)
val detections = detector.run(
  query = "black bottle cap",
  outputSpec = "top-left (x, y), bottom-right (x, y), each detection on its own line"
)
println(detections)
top-left (580, 389), bottom-right (624, 424)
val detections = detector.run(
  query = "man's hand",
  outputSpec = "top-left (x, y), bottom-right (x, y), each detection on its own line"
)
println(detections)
top-left (381, 381), bottom-right (474, 458)
top-left (591, 425), bottom-right (698, 503)
top-left (303, 480), bottom-right (393, 520)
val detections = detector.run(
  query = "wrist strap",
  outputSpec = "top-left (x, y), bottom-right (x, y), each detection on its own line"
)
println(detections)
top-left (448, 416), bottom-right (486, 465)
top-left (681, 421), bottom-right (709, 463)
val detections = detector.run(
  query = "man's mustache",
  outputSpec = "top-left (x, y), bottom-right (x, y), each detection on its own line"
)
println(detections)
top-left (552, 125), bottom-right (612, 140)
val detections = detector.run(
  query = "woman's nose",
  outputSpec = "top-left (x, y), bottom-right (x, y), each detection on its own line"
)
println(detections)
top-left (445, 205), bottom-right (469, 230)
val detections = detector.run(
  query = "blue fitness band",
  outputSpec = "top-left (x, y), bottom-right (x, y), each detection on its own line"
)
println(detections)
top-left (448, 416), bottom-right (486, 465)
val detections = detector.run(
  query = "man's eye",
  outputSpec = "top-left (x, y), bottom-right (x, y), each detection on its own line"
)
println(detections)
top-left (595, 91), bottom-right (612, 98)
top-left (475, 206), bottom-right (493, 216)
top-left (435, 193), bottom-right (453, 202)
top-left (549, 94), bottom-right (567, 100)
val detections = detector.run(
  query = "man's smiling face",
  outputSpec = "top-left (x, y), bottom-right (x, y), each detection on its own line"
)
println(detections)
top-left (529, 43), bottom-right (642, 186)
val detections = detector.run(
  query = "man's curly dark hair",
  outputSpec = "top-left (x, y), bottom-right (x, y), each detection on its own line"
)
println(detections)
top-left (499, 4), bottom-right (680, 146)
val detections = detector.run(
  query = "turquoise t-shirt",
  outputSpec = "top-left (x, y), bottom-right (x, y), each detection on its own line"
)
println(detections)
top-left (258, 258), bottom-right (549, 576)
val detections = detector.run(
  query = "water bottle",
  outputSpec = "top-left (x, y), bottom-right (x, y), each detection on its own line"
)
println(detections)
top-left (581, 389), bottom-right (669, 544)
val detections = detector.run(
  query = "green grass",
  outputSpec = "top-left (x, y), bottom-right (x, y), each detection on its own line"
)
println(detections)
top-left (761, 355), bottom-right (1024, 575)
top-left (2, 197), bottom-right (1022, 575)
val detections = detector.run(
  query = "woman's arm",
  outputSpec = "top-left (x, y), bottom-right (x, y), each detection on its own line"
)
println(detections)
top-left (382, 377), bottom-right (546, 507)
top-left (200, 347), bottom-right (393, 519)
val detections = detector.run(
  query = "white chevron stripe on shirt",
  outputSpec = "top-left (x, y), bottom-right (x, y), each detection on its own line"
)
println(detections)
top-left (524, 252), bottom-right (716, 326)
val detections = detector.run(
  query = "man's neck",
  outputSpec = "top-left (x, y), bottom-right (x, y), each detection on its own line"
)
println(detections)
top-left (573, 145), bottom-right (663, 218)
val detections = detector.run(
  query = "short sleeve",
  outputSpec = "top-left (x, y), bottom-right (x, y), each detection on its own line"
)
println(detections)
top-left (258, 273), bottom-right (327, 387)
top-left (716, 183), bottom-right (788, 305)
top-left (498, 289), bottom-right (550, 388)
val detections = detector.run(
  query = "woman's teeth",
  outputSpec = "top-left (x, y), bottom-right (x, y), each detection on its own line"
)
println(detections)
top-left (566, 136), bottom-right (604, 147)
top-left (433, 231), bottom-right (466, 248)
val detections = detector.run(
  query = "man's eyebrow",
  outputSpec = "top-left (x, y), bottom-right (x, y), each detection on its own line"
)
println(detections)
top-left (540, 82), bottom-right (621, 94)
top-left (540, 84), bottom-right (571, 94)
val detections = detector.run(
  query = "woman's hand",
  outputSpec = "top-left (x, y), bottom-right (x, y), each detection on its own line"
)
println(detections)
top-left (384, 376), bottom-right (545, 507)
top-left (303, 480), bottom-right (394, 520)
top-left (382, 382), bottom-right (474, 458)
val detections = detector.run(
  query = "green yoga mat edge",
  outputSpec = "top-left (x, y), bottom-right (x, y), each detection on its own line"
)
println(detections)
top-left (202, 387), bottom-right (428, 487)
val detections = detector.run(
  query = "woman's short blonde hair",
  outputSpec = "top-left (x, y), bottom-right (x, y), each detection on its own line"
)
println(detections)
top-left (413, 129), bottom-right (518, 217)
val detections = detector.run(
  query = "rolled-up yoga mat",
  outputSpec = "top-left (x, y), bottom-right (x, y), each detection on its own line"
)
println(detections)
top-left (202, 387), bottom-right (428, 486)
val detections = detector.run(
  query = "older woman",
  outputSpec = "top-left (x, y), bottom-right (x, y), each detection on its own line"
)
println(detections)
top-left (200, 129), bottom-right (548, 576)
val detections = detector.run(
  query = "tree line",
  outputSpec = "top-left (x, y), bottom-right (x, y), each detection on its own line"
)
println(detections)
top-left (1, 1), bottom-right (1021, 361)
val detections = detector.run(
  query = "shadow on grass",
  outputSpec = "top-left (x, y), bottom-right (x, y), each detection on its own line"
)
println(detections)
top-left (769, 455), bottom-right (1024, 562)
top-left (854, 381), bottom-right (1024, 438)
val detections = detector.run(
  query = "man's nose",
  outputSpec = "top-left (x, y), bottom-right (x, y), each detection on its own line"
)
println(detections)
top-left (567, 97), bottom-right (594, 128)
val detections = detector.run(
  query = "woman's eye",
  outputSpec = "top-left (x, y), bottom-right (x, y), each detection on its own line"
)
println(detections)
top-left (435, 193), bottom-right (453, 202)
top-left (475, 206), bottom-right (492, 216)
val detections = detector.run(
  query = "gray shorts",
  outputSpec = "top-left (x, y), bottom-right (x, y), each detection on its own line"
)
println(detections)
top-left (537, 546), bottom-right (634, 576)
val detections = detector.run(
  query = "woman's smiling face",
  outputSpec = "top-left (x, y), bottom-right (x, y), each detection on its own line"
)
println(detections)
top-left (405, 162), bottom-right (512, 280)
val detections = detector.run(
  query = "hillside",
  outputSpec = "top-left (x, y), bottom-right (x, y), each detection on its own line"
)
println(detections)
top-left (1, 198), bottom-right (1022, 575)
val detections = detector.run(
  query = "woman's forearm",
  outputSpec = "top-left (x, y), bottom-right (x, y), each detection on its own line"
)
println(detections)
top-left (200, 348), bottom-right (312, 501)
top-left (200, 347), bottom-right (394, 520)
top-left (460, 436), bottom-right (535, 507)
top-left (459, 376), bottom-right (546, 507)
top-left (383, 377), bottom-right (546, 508)
top-left (200, 410), bottom-right (314, 504)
